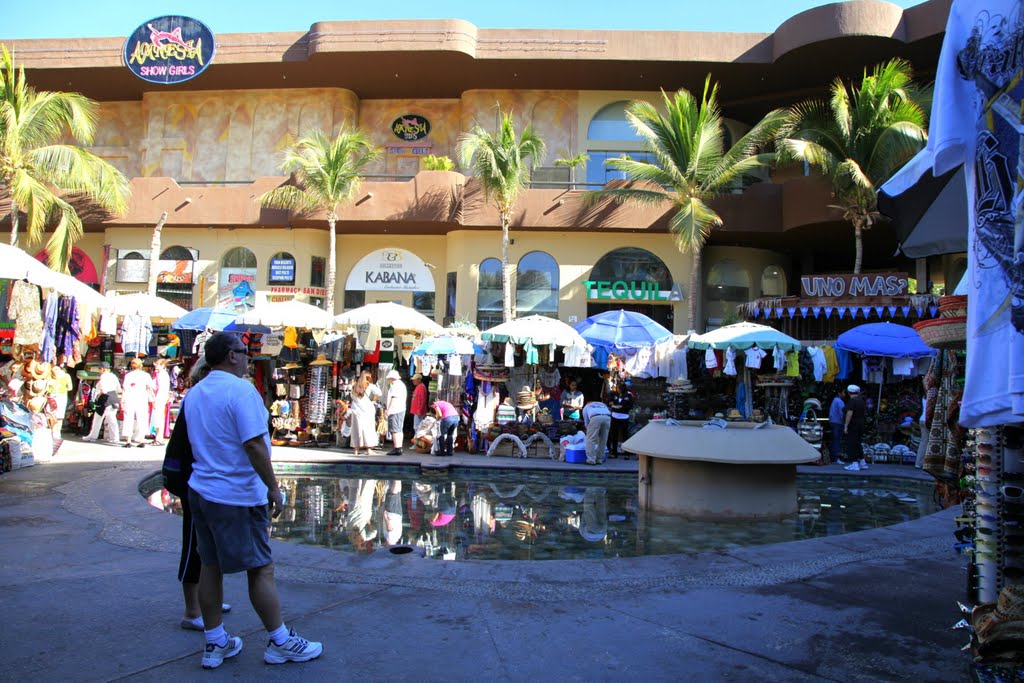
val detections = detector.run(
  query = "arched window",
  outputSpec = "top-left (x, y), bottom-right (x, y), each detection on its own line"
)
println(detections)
top-left (707, 261), bottom-right (750, 299)
top-left (586, 101), bottom-right (655, 187)
top-left (591, 248), bottom-right (672, 288)
top-left (218, 247), bottom-right (257, 311)
top-left (760, 265), bottom-right (786, 297)
top-left (156, 245), bottom-right (196, 311)
top-left (516, 251), bottom-right (559, 319)
top-left (268, 251), bottom-right (296, 285)
top-left (477, 258), bottom-right (503, 331)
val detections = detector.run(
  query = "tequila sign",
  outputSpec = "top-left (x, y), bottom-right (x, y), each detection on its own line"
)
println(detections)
top-left (124, 16), bottom-right (215, 84)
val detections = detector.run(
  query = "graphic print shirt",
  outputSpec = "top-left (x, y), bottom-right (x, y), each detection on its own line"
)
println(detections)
top-left (929, 0), bottom-right (1024, 426)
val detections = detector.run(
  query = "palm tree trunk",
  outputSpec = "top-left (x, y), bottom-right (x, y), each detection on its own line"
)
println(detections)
top-left (9, 199), bottom-right (18, 247)
top-left (147, 211), bottom-right (168, 297)
top-left (853, 223), bottom-right (863, 275)
top-left (687, 246), bottom-right (703, 332)
top-left (326, 217), bottom-right (337, 314)
top-left (501, 212), bottom-right (513, 322)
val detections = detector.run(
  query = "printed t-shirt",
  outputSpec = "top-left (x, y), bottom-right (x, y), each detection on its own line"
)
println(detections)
top-left (926, 0), bottom-right (1024, 426)
top-left (744, 347), bottom-right (767, 370)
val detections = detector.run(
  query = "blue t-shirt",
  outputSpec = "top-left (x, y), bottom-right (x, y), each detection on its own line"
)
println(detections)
top-left (829, 396), bottom-right (846, 424)
top-left (186, 370), bottom-right (271, 507)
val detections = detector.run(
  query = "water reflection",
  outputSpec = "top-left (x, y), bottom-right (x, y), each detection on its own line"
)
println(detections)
top-left (147, 470), bottom-right (939, 561)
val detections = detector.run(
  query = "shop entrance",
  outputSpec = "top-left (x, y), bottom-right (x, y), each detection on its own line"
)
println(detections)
top-left (586, 302), bottom-right (672, 331)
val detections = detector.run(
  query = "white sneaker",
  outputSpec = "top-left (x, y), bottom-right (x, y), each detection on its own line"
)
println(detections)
top-left (82, 436), bottom-right (96, 442)
top-left (202, 636), bottom-right (243, 669)
top-left (264, 628), bottom-right (323, 664)
top-left (859, 460), bottom-right (869, 469)
top-left (844, 462), bottom-right (861, 471)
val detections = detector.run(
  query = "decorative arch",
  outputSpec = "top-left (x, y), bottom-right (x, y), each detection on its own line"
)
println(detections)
top-left (760, 265), bottom-right (787, 297)
top-left (218, 246), bottom-right (257, 311)
top-left (516, 251), bottom-right (559, 318)
top-left (706, 260), bottom-right (751, 307)
top-left (590, 248), bottom-right (672, 288)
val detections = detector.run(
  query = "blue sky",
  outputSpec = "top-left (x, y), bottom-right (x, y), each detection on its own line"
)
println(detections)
top-left (2, 0), bottom-right (926, 39)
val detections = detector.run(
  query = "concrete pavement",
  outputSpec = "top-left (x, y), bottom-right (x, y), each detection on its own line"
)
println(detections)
top-left (0, 440), bottom-right (967, 681)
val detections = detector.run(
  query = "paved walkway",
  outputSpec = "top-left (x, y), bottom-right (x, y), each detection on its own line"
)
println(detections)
top-left (0, 440), bottom-right (967, 681)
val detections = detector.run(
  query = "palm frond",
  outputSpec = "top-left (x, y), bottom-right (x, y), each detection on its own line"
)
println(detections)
top-left (457, 110), bottom-right (545, 213)
top-left (579, 187), bottom-right (669, 207)
top-left (669, 196), bottom-right (721, 253)
top-left (42, 197), bottom-right (83, 271)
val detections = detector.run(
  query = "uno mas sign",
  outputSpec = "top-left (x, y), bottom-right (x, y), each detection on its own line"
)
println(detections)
top-left (800, 273), bottom-right (910, 298)
top-left (124, 16), bottom-right (215, 84)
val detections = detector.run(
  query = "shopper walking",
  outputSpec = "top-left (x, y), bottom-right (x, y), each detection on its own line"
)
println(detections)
top-left (433, 399), bottom-right (459, 457)
top-left (121, 358), bottom-right (154, 448)
top-left (347, 372), bottom-right (381, 456)
top-left (410, 373), bottom-right (428, 431)
top-left (150, 358), bottom-right (171, 445)
top-left (582, 399), bottom-right (612, 466)
top-left (185, 332), bottom-right (322, 669)
top-left (843, 385), bottom-right (869, 471)
top-left (384, 369), bottom-right (407, 456)
top-left (83, 362), bottom-right (121, 444)
top-left (828, 387), bottom-right (847, 464)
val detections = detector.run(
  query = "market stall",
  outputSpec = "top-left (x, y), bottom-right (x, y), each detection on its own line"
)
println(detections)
top-left (687, 322), bottom-right (802, 422)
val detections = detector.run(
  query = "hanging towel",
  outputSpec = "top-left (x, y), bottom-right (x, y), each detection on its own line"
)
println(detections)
top-left (504, 342), bottom-right (515, 367)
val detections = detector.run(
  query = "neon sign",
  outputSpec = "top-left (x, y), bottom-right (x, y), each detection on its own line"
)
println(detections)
top-left (391, 115), bottom-right (431, 141)
top-left (124, 16), bottom-right (215, 84)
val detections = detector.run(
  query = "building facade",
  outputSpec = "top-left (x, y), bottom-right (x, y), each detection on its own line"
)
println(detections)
top-left (1, 1), bottom-right (950, 333)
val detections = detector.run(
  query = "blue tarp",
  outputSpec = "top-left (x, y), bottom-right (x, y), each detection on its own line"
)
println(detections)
top-left (834, 323), bottom-right (936, 359)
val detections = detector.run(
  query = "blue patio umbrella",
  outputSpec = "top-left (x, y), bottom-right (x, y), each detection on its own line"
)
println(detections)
top-left (835, 322), bottom-right (936, 359)
top-left (412, 335), bottom-right (484, 356)
top-left (573, 309), bottom-right (673, 352)
top-left (170, 307), bottom-right (239, 331)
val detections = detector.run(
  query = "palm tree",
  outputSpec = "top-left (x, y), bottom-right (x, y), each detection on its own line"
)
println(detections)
top-left (554, 152), bottom-right (589, 189)
top-left (458, 110), bottom-right (546, 323)
top-left (0, 46), bottom-right (130, 271)
top-left (259, 128), bottom-right (380, 314)
top-left (778, 59), bottom-right (929, 274)
top-left (583, 78), bottom-right (787, 332)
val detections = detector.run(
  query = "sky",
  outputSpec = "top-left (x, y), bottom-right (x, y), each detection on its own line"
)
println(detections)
top-left (1, 0), bottom-right (927, 39)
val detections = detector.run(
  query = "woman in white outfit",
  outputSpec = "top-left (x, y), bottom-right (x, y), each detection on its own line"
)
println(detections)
top-left (149, 358), bottom-right (171, 445)
top-left (121, 358), bottom-right (154, 448)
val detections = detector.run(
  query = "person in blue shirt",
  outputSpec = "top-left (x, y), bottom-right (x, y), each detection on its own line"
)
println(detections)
top-left (828, 387), bottom-right (847, 464)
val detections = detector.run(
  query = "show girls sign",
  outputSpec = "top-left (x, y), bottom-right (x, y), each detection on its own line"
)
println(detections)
top-left (123, 16), bottom-right (215, 84)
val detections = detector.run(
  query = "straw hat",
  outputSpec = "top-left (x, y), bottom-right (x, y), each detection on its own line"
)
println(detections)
top-left (309, 354), bottom-right (333, 366)
top-left (27, 395), bottom-right (47, 413)
top-left (386, 369), bottom-right (401, 381)
top-left (283, 363), bottom-right (302, 370)
top-left (725, 408), bottom-right (743, 421)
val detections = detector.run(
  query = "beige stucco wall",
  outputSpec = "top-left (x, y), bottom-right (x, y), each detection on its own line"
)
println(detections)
top-left (702, 245), bottom-right (792, 324)
top-left (358, 99), bottom-right (461, 175)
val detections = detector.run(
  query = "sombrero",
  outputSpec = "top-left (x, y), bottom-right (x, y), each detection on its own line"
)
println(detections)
top-left (27, 395), bottom-right (47, 413)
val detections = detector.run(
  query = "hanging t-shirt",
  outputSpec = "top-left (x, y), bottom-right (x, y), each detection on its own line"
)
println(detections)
top-left (823, 346), bottom-right (840, 383)
top-left (786, 351), bottom-right (800, 377)
top-left (504, 342), bottom-right (515, 368)
top-left (744, 347), bottom-right (767, 370)
top-left (773, 345), bottom-right (787, 373)
top-left (120, 313), bottom-right (152, 356)
top-left (704, 348), bottom-right (719, 370)
top-left (892, 357), bottom-right (915, 376)
top-left (283, 327), bottom-right (299, 348)
top-left (261, 333), bottom-right (284, 357)
top-left (723, 347), bottom-right (738, 376)
top-left (927, 0), bottom-right (1024, 426)
top-left (808, 347), bottom-right (828, 382)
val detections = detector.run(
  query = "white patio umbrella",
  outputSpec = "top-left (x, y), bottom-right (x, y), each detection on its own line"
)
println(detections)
top-left (235, 299), bottom-right (334, 329)
top-left (481, 315), bottom-right (588, 348)
top-left (106, 292), bottom-right (188, 322)
top-left (0, 243), bottom-right (56, 283)
top-left (688, 322), bottom-right (802, 419)
top-left (334, 302), bottom-right (444, 335)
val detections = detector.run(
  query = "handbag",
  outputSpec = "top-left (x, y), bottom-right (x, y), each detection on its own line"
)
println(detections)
top-left (161, 398), bottom-right (194, 498)
top-left (377, 412), bottom-right (388, 436)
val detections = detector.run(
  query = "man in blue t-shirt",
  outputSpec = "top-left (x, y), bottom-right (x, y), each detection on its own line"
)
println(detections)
top-left (185, 332), bottom-right (323, 669)
top-left (828, 387), bottom-right (847, 464)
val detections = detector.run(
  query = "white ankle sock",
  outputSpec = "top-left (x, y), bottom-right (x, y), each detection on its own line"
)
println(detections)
top-left (268, 623), bottom-right (289, 646)
top-left (205, 623), bottom-right (228, 646)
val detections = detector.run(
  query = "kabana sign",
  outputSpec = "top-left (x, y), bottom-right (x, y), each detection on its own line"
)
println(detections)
top-left (124, 16), bottom-right (215, 84)
top-left (800, 273), bottom-right (910, 298)
top-left (391, 115), bottom-right (431, 141)
top-left (583, 280), bottom-right (684, 302)
top-left (346, 248), bottom-right (436, 292)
